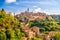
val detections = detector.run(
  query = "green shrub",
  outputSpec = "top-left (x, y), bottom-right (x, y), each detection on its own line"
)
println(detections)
top-left (33, 37), bottom-right (43, 40)
top-left (0, 31), bottom-right (6, 40)
top-left (6, 29), bottom-right (16, 40)
top-left (54, 33), bottom-right (60, 40)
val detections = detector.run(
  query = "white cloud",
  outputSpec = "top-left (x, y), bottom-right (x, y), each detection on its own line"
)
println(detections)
top-left (39, 1), bottom-right (58, 5)
top-left (33, 8), bottom-right (42, 12)
top-left (44, 9), bottom-right (60, 15)
top-left (41, 0), bottom-right (58, 5)
top-left (40, 1), bottom-right (51, 5)
top-left (18, 0), bottom-right (58, 6)
top-left (33, 6), bottom-right (38, 8)
top-left (33, 7), bottom-right (60, 15)
top-left (6, 0), bottom-right (16, 3)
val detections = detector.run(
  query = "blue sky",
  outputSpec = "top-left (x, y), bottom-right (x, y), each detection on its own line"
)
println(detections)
top-left (0, 0), bottom-right (60, 15)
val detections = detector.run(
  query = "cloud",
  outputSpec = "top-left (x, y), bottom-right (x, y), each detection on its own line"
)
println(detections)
top-left (39, 1), bottom-right (58, 5)
top-left (33, 8), bottom-right (42, 12)
top-left (43, 8), bottom-right (60, 15)
top-left (33, 6), bottom-right (38, 8)
top-left (33, 7), bottom-right (60, 15)
top-left (5, 0), bottom-right (16, 3)
top-left (40, 1), bottom-right (51, 5)
top-left (17, 0), bottom-right (58, 6)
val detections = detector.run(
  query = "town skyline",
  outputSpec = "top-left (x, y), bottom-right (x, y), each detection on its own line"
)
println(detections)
top-left (0, 0), bottom-right (60, 15)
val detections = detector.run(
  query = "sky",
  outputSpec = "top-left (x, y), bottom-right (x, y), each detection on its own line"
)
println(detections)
top-left (0, 0), bottom-right (60, 15)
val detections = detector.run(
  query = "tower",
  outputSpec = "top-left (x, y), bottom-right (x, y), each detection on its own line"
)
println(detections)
top-left (26, 8), bottom-right (29, 12)
top-left (14, 13), bottom-right (15, 16)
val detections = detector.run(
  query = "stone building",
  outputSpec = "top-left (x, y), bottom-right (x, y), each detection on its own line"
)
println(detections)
top-left (31, 26), bottom-right (40, 36)
top-left (21, 26), bottom-right (40, 39)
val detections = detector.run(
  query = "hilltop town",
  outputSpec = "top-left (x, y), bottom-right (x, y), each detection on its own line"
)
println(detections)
top-left (15, 9), bottom-right (60, 40)
top-left (0, 9), bottom-right (60, 40)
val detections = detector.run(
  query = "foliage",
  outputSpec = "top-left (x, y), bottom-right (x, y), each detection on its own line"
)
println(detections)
top-left (33, 37), bottom-right (43, 40)
top-left (0, 31), bottom-right (6, 40)
top-left (0, 9), bottom-right (22, 40)
top-left (0, 9), bottom-right (60, 40)
top-left (54, 33), bottom-right (60, 40)
top-left (28, 19), bottom-right (60, 33)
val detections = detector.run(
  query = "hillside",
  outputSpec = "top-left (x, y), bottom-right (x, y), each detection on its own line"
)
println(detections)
top-left (0, 9), bottom-right (60, 40)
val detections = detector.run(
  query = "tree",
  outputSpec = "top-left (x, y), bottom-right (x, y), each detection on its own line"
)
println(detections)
top-left (0, 31), bottom-right (6, 40)
top-left (33, 37), bottom-right (43, 40)
top-left (0, 9), bottom-right (21, 40)
top-left (54, 33), bottom-right (60, 40)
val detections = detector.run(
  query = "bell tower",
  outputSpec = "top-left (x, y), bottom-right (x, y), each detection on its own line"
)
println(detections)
top-left (26, 8), bottom-right (29, 12)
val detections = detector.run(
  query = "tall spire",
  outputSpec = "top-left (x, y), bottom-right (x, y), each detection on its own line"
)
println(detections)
top-left (26, 8), bottom-right (29, 12)
top-left (14, 13), bottom-right (15, 16)
top-left (25, 8), bottom-right (29, 12)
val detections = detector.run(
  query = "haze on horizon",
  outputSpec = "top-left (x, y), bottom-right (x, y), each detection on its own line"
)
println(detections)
top-left (0, 0), bottom-right (60, 15)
